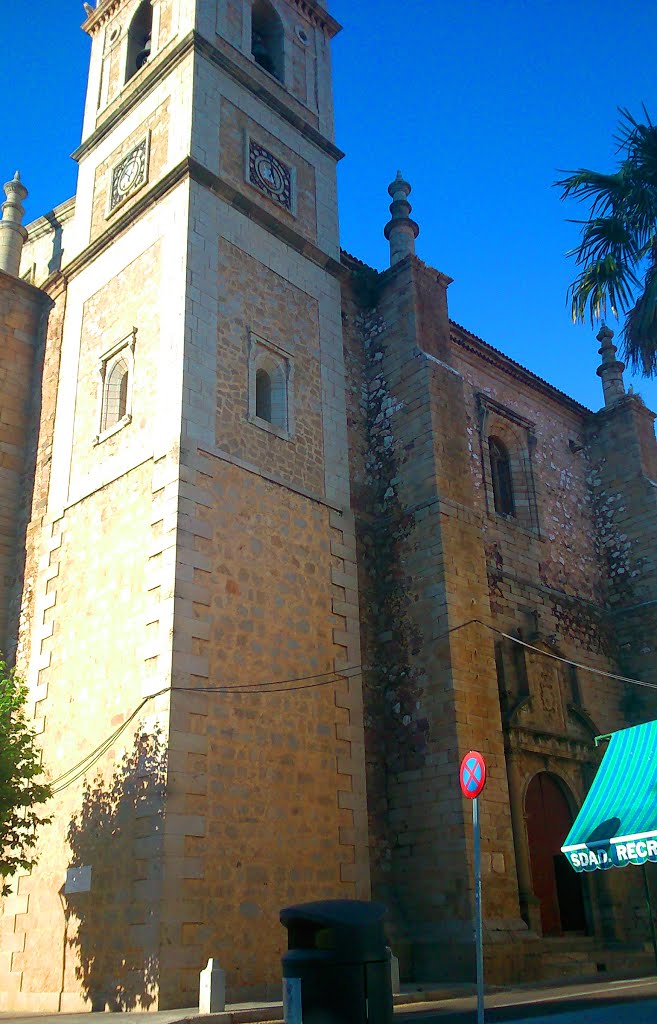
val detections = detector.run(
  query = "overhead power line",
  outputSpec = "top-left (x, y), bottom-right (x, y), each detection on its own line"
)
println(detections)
top-left (46, 618), bottom-right (655, 793)
top-left (482, 621), bottom-right (657, 692)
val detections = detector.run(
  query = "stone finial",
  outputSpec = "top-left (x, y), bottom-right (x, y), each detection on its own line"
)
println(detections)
top-left (596, 323), bottom-right (626, 408)
top-left (384, 170), bottom-right (419, 267)
top-left (0, 171), bottom-right (29, 278)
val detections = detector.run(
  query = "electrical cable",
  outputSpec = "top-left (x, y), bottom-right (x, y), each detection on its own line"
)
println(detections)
top-left (480, 620), bottom-right (657, 692)
top-left (48, 669), bottom-right (363, 792)
top-left (52, 695), bottom-right (156, 788)
top-left (46, 616), bottom-right (656, 793)
top-left (46, 620), bottom-right (477, 792)
top-left (169, 666), bottom-right (362, 692)
top-left (51, 694), bottom-right (161, 793)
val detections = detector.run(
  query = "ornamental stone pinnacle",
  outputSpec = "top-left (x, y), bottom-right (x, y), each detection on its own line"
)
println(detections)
top-left (0, 171), bottom-right (29, 277)
top-left (384, 170), bottom-right (419, 267)
top-left (596, 323), bottom-right (626, 408)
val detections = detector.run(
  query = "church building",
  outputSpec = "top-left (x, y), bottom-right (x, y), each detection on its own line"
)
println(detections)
top-left (1, 0), bottom-right (657, 1012)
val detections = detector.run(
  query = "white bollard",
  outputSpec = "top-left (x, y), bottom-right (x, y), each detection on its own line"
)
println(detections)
top-left (199, 958), bottom-right (226, 1013)
top-left (387, 947), bottom-right (400, 995)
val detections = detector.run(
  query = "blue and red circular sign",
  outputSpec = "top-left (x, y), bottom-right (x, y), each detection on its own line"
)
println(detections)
top-left (460, 751), bottom-right (486, 799)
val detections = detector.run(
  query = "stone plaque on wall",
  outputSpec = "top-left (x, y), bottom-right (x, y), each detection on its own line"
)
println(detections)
top-left (528, 652), bottom-right (566, 731)
top-left (65, 865), bottom-right (92, 894)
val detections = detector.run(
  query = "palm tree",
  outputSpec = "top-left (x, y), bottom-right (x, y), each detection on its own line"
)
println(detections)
top-left (556, 107), bottom-right (657, 376)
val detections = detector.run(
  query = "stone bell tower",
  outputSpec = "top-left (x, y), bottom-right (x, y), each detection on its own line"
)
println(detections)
top-left (2, 0), bottom-right (369, 1013)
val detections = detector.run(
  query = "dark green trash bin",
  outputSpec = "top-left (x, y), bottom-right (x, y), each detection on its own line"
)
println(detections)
top-left (280, 899), bottom-right (393, 1024)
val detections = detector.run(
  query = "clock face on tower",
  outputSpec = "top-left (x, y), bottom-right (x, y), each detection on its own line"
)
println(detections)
top-left (109, 137), bottom-right (149, 213)
top-left (248, 140), bottom-right (293, 212)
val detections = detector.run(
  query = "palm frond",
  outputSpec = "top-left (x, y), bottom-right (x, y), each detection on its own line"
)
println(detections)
top-left (554, 169), bottom-right (628, 219)
top-left (568, 215), bottom-right (640, 268)
top-left (621, 253), bottom-right (657, 375)
top-left (616, 106), bottom-right (657, 173)
top-left (568, 256), bottom-right (638, 324)
top-left (558, 108), bottom-right (657, 371)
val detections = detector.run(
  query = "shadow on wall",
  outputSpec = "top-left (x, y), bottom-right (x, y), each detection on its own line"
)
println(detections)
top-left (62, 728), bottom-right (167, 1011)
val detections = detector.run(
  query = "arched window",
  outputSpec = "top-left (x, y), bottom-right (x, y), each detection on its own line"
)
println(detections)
top-left (249, 333), bottom-right (292, 436)
top-left (255, 359), bottom-right (287, 429)
top-left (126, 1), bottom-right (153, 82)
top-left (489, 436), bottom-right (515, 516)
top-left (95, 329), bottom-right (137, 443)
top-left (256, 368), bottom-right (272, 422)
top-left (101, 357), bottom-right (130, 433)
top-left (251, 0), bottom-right (284, 82)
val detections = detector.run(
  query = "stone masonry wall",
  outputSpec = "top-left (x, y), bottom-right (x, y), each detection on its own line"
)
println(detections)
top-left (342, 251), bottom-right (657, 974)
top-left (219, 99), bottom-right (318, 245)
top-left (15, 280), bottom-right (66, 675)
top-left (342, 257), bottom-right (522, 981)
top-left (449, 329), bottom-right (651, 947)
top-left (450, 330), bottom-right (648, 736)
top-left (95, 0), bottom-right (179, 126)
top-left (69, 241), bottom-right (162, 492)
top-left (150, 446), bottom-right (369, 1005)
top-left (0, 273), bottom-right (51, 657)
top-left (214, 240), bottom-right (325, 493)
top-left (90, 102), bottom-right (171, 241)
top-left (587, 397), bottom-right (657, 719)
top-left (341, 266), bottom-right (427, 928)
top-left (0, 463), bottom-right (166, 1013)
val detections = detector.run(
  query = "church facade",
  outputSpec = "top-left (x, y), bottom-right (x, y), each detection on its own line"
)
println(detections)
top-left (1, 0), bottom-right (656, 1012)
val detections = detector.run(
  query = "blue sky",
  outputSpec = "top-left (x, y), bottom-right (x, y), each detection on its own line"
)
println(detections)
top-left (4, 1), bottom-right (657, 413)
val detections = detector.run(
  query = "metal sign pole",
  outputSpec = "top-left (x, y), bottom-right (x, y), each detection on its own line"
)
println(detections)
top-left (460, 750), bottom-right (486, 1024)
top-left (473, 796), bottom-right (484, 1024)
top-left (642, 863), bottom-right (657, 975)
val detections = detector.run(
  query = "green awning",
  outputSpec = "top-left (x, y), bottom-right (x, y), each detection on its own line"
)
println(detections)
top-left (562, 719), bottom-right (657, 873)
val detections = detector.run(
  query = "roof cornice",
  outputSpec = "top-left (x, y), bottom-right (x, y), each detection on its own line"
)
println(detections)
top-left (451, 320), bottom-right (591, 418)
top-left (82, 0), bottom-right (126, 36)
top-left (288, 0), bottom-right (341, 37)
top-left (83, 0), bottom-right (341, 37)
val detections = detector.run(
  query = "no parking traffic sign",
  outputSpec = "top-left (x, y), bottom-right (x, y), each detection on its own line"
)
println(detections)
top-left (459, 749), bottom-right (487, 1024)
top-left (460, 750), bottom-right (486, 800)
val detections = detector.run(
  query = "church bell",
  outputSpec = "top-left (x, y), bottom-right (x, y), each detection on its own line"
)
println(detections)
top-left (136, 34), bottom-right (152, 70)
top-left (251, 31), bottom-right (274, 75)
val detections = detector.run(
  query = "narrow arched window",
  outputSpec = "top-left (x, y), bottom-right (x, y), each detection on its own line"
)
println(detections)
top-left (251, 0), bottom-right (284, 82)
top-left (118, 366), bottom-right (129, 419)
top-left (489, 436), bottom-right (515, 516)
top-left (102, 357), bottom-right (130, 433)
top-left (256, 368), bottom-right (272, 422)
top-left (126, 1), bottom-right (153, 82)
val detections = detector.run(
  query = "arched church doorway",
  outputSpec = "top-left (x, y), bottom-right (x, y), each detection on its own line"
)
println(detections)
top-left (525, 772), bottom-right (587, 935)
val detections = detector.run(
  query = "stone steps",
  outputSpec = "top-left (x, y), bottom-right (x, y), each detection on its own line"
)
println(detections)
top-left (538, 936), bottom-right (655, 980)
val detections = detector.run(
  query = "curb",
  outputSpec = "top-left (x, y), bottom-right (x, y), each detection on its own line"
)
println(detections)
top-left (168, 988), bottom-right (476, 1024)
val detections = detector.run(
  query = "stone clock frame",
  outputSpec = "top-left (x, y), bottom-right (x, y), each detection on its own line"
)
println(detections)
top-left (244, 133), bottom-right (297, 216)
top-left (107, 132), bottom-right (151, 217)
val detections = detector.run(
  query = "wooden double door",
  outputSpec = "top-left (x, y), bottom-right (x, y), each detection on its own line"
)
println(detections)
top-left (525, 772), bottom-right (587, 935)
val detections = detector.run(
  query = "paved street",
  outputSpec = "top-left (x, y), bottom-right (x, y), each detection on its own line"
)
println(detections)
top-left (508, 1001), bottom-right (657, 1023)
top-left (2, 976), bottom-right (656, 1024)
top-left (398, 977), bottom-right (657, 1023)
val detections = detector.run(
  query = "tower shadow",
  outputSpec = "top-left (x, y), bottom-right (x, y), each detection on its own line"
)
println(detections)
top-left (64, 728), bottom-right (167, 1011)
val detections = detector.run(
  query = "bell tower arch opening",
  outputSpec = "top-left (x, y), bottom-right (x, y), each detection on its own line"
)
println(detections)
top-left (251, 0), bottom-right (285, 82)
top-left (525, 772), bottom-right (587, 936)
top-left (125, 1), bottom-right (153, 82)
